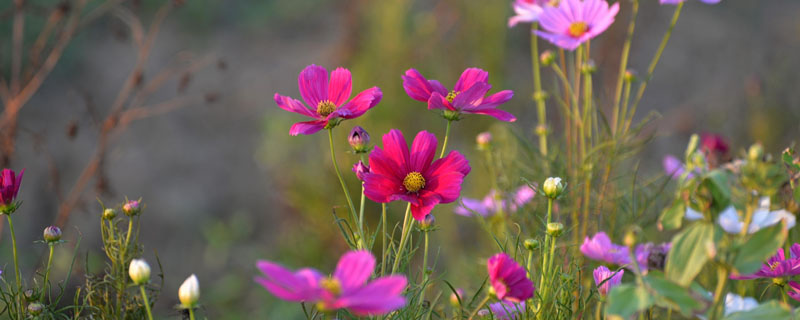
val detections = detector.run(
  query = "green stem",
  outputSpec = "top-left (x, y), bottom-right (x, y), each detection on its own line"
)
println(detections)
top-left (709, 266), bottom-right (729, 320)
top-left (468, 295), bottom-right (491, 320)
top-left (596, 301), bottom-right (603, 320)
top-left (7, 215), bottom-right (22, 318)
top-left (439, 120), bottom-right (452, 159)
top-left (526, 250), bottom-right (534, 276)
top-left (42, 244), bottom-right (55, 303)
top-left (626, 2), bottom-right (683, 133)
top-left (531, 23), bottom-right (547, 156)
top-left (391, 203), bottom-right (413, 274)
top-left (419, 230), bottom-right (430, 306)
top-left (380, 203), bottom-right (388, 276)
top-left (611, 0), bottom-right (639, 134)
top-left (327, 128), bottom-right (362, 247)
top-left (538, 199), bottom-right (555, 314)
top-left (139, 285), bottom-right (154, 320)
top-left (189, 307), bottom-right (196, 320)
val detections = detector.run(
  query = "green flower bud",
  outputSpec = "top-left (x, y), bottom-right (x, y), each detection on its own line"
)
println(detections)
top-left (27, 302), bottom-right (44, 316)
top-left (524, 238), bottom-right (540, 251)
top-left (122, 200), bottom-right (141, 217)
top-left (542, 177), bottom-right (565, 199)
top-left (43, 226), bottom-right (62, 243)
top-left (546, 223), bottom-right (564, 237)
top-left (540, 50), bottom-right (555, 66)
top-left (748, 143), bottom-right (764, 162)
top-left (103, 208), bottom-right (117, 220)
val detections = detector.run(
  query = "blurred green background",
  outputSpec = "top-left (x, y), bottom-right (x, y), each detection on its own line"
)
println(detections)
top-left (1, 0), bottom-right (799, 318)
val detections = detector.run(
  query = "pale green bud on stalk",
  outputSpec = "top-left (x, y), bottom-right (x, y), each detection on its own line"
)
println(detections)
top-left (27, 302), bottom-right (44, 315)
top-left (624, 69), bottom-right (637, 83)
top-left (179, 274), bottom-right (200, 308)
top-left (748, 143), bottom-right (764, 162)
top-left (24, 289), bottom-right (37, 302)
top-left (476, 132), bottom-right (492, 151)
top-left (540, 50), bottom-right (555, 66)
top-left (524, 238), bottom-right (540, 251)
top-left (546, 223), bottom-right (564, 238)
top-left (623, 230), bottom-right (637, 248)
top-left (542, 177), bottom-right (565, 199)
top-left (580, 60), bottom-right (597, 74)
top-left (129, 259), bottom-right (151, 285)
top-left (43, 225), bottom-right (62, 243)
top-left (103, 208), bottom-right (117, 220)
top-left (419, 214), bottom-right (435, 231)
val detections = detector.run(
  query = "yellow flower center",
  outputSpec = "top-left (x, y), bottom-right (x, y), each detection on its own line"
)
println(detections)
top-left (319, 277), bottom-right (342, 296)
top-left (403, 171), bottom-right (426, 193)
top-left (446, 91), bottom-right (459, 103)
top-left (568, 22), bottom-right (588, 38)
top-left (316, 100), bottom-right (336, 117)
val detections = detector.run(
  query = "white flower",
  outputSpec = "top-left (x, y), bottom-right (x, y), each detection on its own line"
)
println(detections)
top-left (179, 274), bottom-right (200, 307)
top-left (129, 259), bottom-right (151, 285)
top-left (685, 207), bottom-right (704, 221)
top-left (717, 197), bottom-right (795, 234)
top-left (724, 293), bottom-right (759, 316)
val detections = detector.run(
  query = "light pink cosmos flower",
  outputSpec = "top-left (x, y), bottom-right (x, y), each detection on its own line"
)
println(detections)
top-left (508, 0), bottom-right (552, 28)
top-left (274, 65), bottom-right (382, 136)
top-left (580, 232), bottom-right (631, 265)
top-left (486, 301), bottom-right (527, 320)
top-left (593, 266), bottom-right (623, 296)
top-left (363, 129), bottom-right (471, 221)
top-left (454, 185), bottom-right (535, 217)
top-left (660, 0), bottom-right (720, 5)
top-left (402, 68), bottom-right (516, 122)
top-left (255, 250), bottom-right (407, 316)
top-left (534, 0), bottom-right (620, 51)
top-left (487, 253), bottom-right (535, 302)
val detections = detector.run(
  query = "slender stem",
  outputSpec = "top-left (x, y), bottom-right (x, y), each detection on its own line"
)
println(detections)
top-left (123, 218), bottom-right (134, 257)
top-left (526, 250), bottom-right (534, 276)
top-left (189, 307), bottom-right (196, 320)
top-left (538, 199), bottom-right (555, 314)
top-left (418, 230), bottom-right (430, 306)
top-left (439, 120), bottom-right (453, 159)
top-left (611, 0), bottom-right (639, 134)
top-left (468, 295), bottom-right (491, 320)
top-left (530, 23), bottom-right (548, 156)
top-left (625, 2), bottom-right (683, 133)
top-left (327, 128), bottom-right (362, 246)
top-left (595, 301), bottom-right (603, 320)
top-left (381, 203), bottom-right (388, 276)
top-left (7, 215), bottom-right (22, 318)
top-left (42, 244), bottom-right (55, 302)
top-left (391, 203), bottom-right (413, 274)
top-left (581, 45), bottom-right (593, 241)
top-left (139, 285), bottom-right (155, 320)
top-left (709, 266), bottom-right (729, 320)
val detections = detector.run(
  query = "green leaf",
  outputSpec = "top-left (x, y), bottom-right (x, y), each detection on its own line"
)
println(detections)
top-left (732, 222), bottom-right (788, 275)
top-left (665, 222), bottom-right (715, 286)
top-left (659, 200), bottom-right (685, 231)
top-left (723, 301), bottom-right (793, 320)
top-left (783, 148), bottom-right (799, 171)
top-left (604, 284), bottom-right (653, 319)
top-left (644, 272), bottom-right (705, 316)
top-left (702, 170), bottom-right (731, 213)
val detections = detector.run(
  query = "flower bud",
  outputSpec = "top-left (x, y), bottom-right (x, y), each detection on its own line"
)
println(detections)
top-left (348, 126), bottom-right (371, 153)
top-left (476, 132), bottom-right (492, 150)
top-left (546, 223), bottom-right (564, 237)
top-left (581, 60), bottom-right (596, 74)
top-left (122, 200), bottom-right (141, 217)
top-left (103, 208), bottom-right (117, 220)
top-left (24, 289), bottom-right (38, 301)
top-left (624, 69), bottom-right (637, 82)
top-left (352, 161), bottom-right (370, 181)
top-left (43, 226), bottom-right (62, 243)
top-left (623, 230), bottom-right (637, 248)
top-left (524, 238), bottom-right (540, 251)
top-left (540, 50), bottom-right (555, 66)
top-left (748, 143), bottom-right (764, 162)
top-left (535, 124), bottom-right (548, 137)
top-left (542, 177), bottom-right (564, 199)
top-left (533, 90), bottom-right (549, 102)
top-left (449, 288), bottom-right (464, 307)
top-left (419, 214), bottom-right (435, 231)
top-left (129, 259), bottom-right (151, 285)
top-left (27, 302), bottom-right (44, 316)
top-left (179, 274), bottom-right (200, 308)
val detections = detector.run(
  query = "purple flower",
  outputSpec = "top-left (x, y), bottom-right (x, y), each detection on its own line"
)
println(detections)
top-left (534, 0), bottom-right (620, 51)
top-left (454, 186), bottom-right (535, 217)
top-left (352, 161), bottom-right (370, 181)
top-left (593, 266), bottom-right (623, 296)
top-left (787, 281), bottom-right (800, 302)
top-left (402, 68), bottom-right (516, 122)
top-left (508, 0), bottom-right (550, 28)
top-left (487, 301), bottom-right (527, 320)
top-left (634, 242), bottom-right (671, 274)
top-left (255, 250), bottom-right (407, 316)
top-left (662, 155), bottom-right (696, 179)
top-left (0, 168), bottom-right (24, 208)
top-left (660, 0), bottom-right (720, 5)
top-left (580, 232), bottom-right (631, 265)
top-left (731, 244), bottom-right (800, 280)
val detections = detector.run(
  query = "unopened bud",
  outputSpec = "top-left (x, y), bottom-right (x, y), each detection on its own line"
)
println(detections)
top-left (129, 259), bottom-right (151, 285)
top-left (27, 302), bottom-right (44, 316)
top-left (352, 161), bottom-right (370, 181)
top-left (546, 223), bottom-right (564, 237)
top-left (748, 143), bottom-right (764, 162)
top-left (449, 288), bottom-right (465, 307)
top-left (420, 214), bottom-right (435, 230)
top-left (348, 126), bottom-right (371, 153)
top-left (542, 177), bottom-right (564, 199)
top-left (624, 69), bottom-right (637, 82)
top-left (524, 238), bottom-right (540, 251)
top-left (476, 132), bottom-right (492, 150)
top-left (122, 200), bottom-right (141, 217)
top-left (623, 230), bottom-right (637, 248)
top-left (535, 124), bottom-right (548, 137)
top-left (179, 274), bottom-right (200, 308)
top-left (103, 208), bottom-right (117, 220)
top-left (581, 60), bottom-right (597, 74)
top-left (24, 289), bottom-right (38, 301)
top-left (533, 90), bottom-right (549, 102)
top-left (540, 50), bottom-right (555, 66)
top-left (43, 226), bottom-right (62, 243)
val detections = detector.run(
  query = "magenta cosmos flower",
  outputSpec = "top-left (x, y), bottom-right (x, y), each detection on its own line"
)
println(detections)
top-left (787, 281), bottom-right (800, 302)
top-left (363, 129), bottom-right (470, 221)
top-left (593, 266), bottom-right (623, 296)
top-left (731, 244), bottom-right (800, 280)
top-left (487, 253), bottom-right (535, 302)
top-left (534, 0), bottom-right (620, 51)
top-left (580, 232), bottom-right (631, 265)
top-left (661, 0), bottom-right (720, 4)
top-left (255, 250), bottom-right (407, 316)
top-left (402, 68), bottom-right (516, 122)
top-left (508, 0), bottom-right (554, 28)
top-left (274, 65), bottom-right (382, 136)
top-left (0, 168), bottom-right (24, 208)
top-left (454, 185), bottom-right (535, 217)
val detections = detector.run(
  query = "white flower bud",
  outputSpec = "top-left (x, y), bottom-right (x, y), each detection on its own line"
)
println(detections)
top-left (179, 274), bottom-right (200, 308)
top-left (129, 259), bottom-right (151, 285)
top-left (542, 177), bottom-right (565, 199)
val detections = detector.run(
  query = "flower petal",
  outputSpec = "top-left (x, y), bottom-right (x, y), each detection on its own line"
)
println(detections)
top-left (381, 130), bottom-right (411, 173)
top-left (428, 93), bottom-right (455, 111)
top-left (452, 82), bottom-right (491, 110)
top-left (454, 68), bottom-right (489, 93)
top-left (338, 87), bottom-right (382, 119)
top-left (274, 93), bottom-right (317, 118)
top-left (298, 65), bottom-right (329, 108)
top-left (255, 261), bottom-right (322, 302)
top-left (289, 120), bottom-right (327, 136)
top-left (336, 276), bottom-right (408, 316)
top-left (402, 69), bottom-right (447, 102)
top-left (334, 250), bottom-right (376, 291)
top-left (328, 67), bottom-right (353, 107)
top-left (363, 173), bottom-right (404, 203)
top-left (409, 131), bottom-right (438, 173)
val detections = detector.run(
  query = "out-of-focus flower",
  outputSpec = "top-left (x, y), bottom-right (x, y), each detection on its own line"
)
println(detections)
top-left (722, 293), bottom-right (758, 316)
top-left (593, 266), bottom-right (623, 296)
top-left (534, 0), bottom-right (620, 51)
top-left (486, 301), bottom-right (527, 320)
top-left (634, 242), bottom-right (671, 274)
top-left (787, 281), bottom-right (800, 302)
top-left (700, 133), bottom-right (729, 156)
top-left (363, 130), bottom-right (470, 221)
top-left (122, 200), bottom-right (141, 217)
top-left (524, 238), bottom-right (540, 251)
top-left (660, 0), bottom-right (720, 5)
top-left (476, 132), bottom-right (492, 150)
top-left (255, 250), bottom-right (407, 316)
top-left (43, 226), bottom-right (62, 243)
top-left (420, 214), bottom-right (435, 230)
top-left (487, 253), bottom-right (535, 302)
top-left (179, 274), bottom-right (200, 308)
top-left (580, 232), bottom-right (631, 265)
top-left (27, 302), bottom-right (44, 315)
top-left (129, 259), bottom-right (151, 285)
top-left (717, 198), bottom-right (795, 234)
top-left (546, 222), bottom-right (564, 237)
top-left (449, 288), bottom-right (465, 306)
top-left (348, 126), bottom-right (371, 153)
top-left (508, 0), bottom-right (552, 28)
top-left (402, 68), bottom-right (516, 122)
top-left (0, 168), bottom-right (23, 212)
top-left (454, 186), bottom-right (535, 217)
top-left (352, 161), bottom-right (370, 182)
top-left (662, 155), bottom-right (697, 179)
top-left (103, 208), bottom-right (117, 220)
top-left (731, 244), bottom-right (800, 280)
top-left (275, 65), bottom-right (382, 135)
top-left (542, 177), bottom-right (564, 199)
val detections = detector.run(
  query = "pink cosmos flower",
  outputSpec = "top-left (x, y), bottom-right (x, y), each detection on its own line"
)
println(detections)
top-left (534, 0), bottom-right (620, 51)
top-left (274, 65), bottom-right (382, 136)
top-left (0, 168), bottom-right (24, 207)
top-left (593, 266), bottom-right (623, 296)
top-left (731, 244), bottom-right (800, 280)
top-left (363, 130), bottom-right (470, 221)
top-left (255, 250), bottom-right (407, 316)
top-left (787, 281), bottom-right (800, 302)
top-left (660, 0), bottom-right (720, 5)
top-left (508, 0), bottom-right (552, 28)
top-left (402, 68), bottom-right (516, 122)
top-left (487, 253), bottom-right (535, 302)
top-left (454, 185), bottom-right (535, 217)
top-left (580, 232), bottom-right (631, 266)
top-left (353, 161), bottom-right (370, 181)
top-left (486, 301), bottom-right (527, 320)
